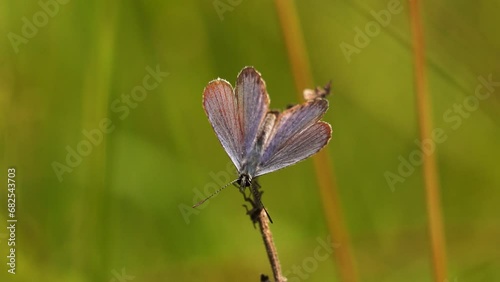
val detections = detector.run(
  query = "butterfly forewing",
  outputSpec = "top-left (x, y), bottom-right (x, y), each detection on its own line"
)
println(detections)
top-left (203, 79), bottom-right (244, 170)
top-left (255, 121), bottom-right (331, 176)
top-left (235, 67), bottom-right (270, 157)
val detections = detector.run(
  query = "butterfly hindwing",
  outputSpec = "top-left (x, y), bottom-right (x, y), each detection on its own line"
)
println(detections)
top-left (256, 99), bottom-right (331, 176)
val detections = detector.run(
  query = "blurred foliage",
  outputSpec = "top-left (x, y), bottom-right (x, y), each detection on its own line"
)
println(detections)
top-left (0, 0), bottom-right (499, 281)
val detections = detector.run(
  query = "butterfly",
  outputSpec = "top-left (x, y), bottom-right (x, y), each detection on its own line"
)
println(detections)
top-left (194, 66), bottom-right (332, 212)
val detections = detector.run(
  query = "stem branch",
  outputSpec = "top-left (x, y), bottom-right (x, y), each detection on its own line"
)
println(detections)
top-left (257, 209), bottom-right (286, 282)
top-left (241, 181), bottom-right (286, 282)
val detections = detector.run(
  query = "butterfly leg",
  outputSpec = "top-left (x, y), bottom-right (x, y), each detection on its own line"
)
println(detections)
top-left (250, 180), bottom-right (273, 224)
top-left (240, 185), bottom-right (261, 226)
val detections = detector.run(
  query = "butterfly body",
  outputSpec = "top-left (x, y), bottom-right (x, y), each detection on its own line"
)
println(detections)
top-left (236, 173), bottom-right (252, 190)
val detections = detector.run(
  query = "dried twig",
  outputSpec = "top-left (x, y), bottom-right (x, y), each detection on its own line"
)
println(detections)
top-left (241, 180), bottom-right (287, 282)
top-left (273, 1), bottom-right (358, 281)
top-left (409, 1), bottom-right (448, 281)
top-left (257, 209), bottom-right (286, 282)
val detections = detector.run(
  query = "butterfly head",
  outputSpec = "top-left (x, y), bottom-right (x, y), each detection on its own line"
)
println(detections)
top-left (237, 173), bottom-right (252, 188)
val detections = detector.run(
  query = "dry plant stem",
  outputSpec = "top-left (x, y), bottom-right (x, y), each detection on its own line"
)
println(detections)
top-left (409, 1), bottom-right (448, 281)
top-left (257, 209), bottom-right (286, 282)
top-left (273, 1), bottom-right (358, 281)
top-left (241, 183), bottom-right (285, 282)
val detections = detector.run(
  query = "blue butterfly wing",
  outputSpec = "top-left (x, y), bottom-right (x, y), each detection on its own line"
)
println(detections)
top-left (255, 99), bottom-right (331, 176)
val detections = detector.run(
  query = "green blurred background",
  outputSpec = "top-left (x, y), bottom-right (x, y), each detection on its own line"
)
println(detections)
top-left (1, 0), bottom-right (499, 281)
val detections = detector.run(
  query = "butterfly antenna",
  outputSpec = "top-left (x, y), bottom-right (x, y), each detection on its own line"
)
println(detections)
top-left (192, 179), bottom-right (238, 208)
